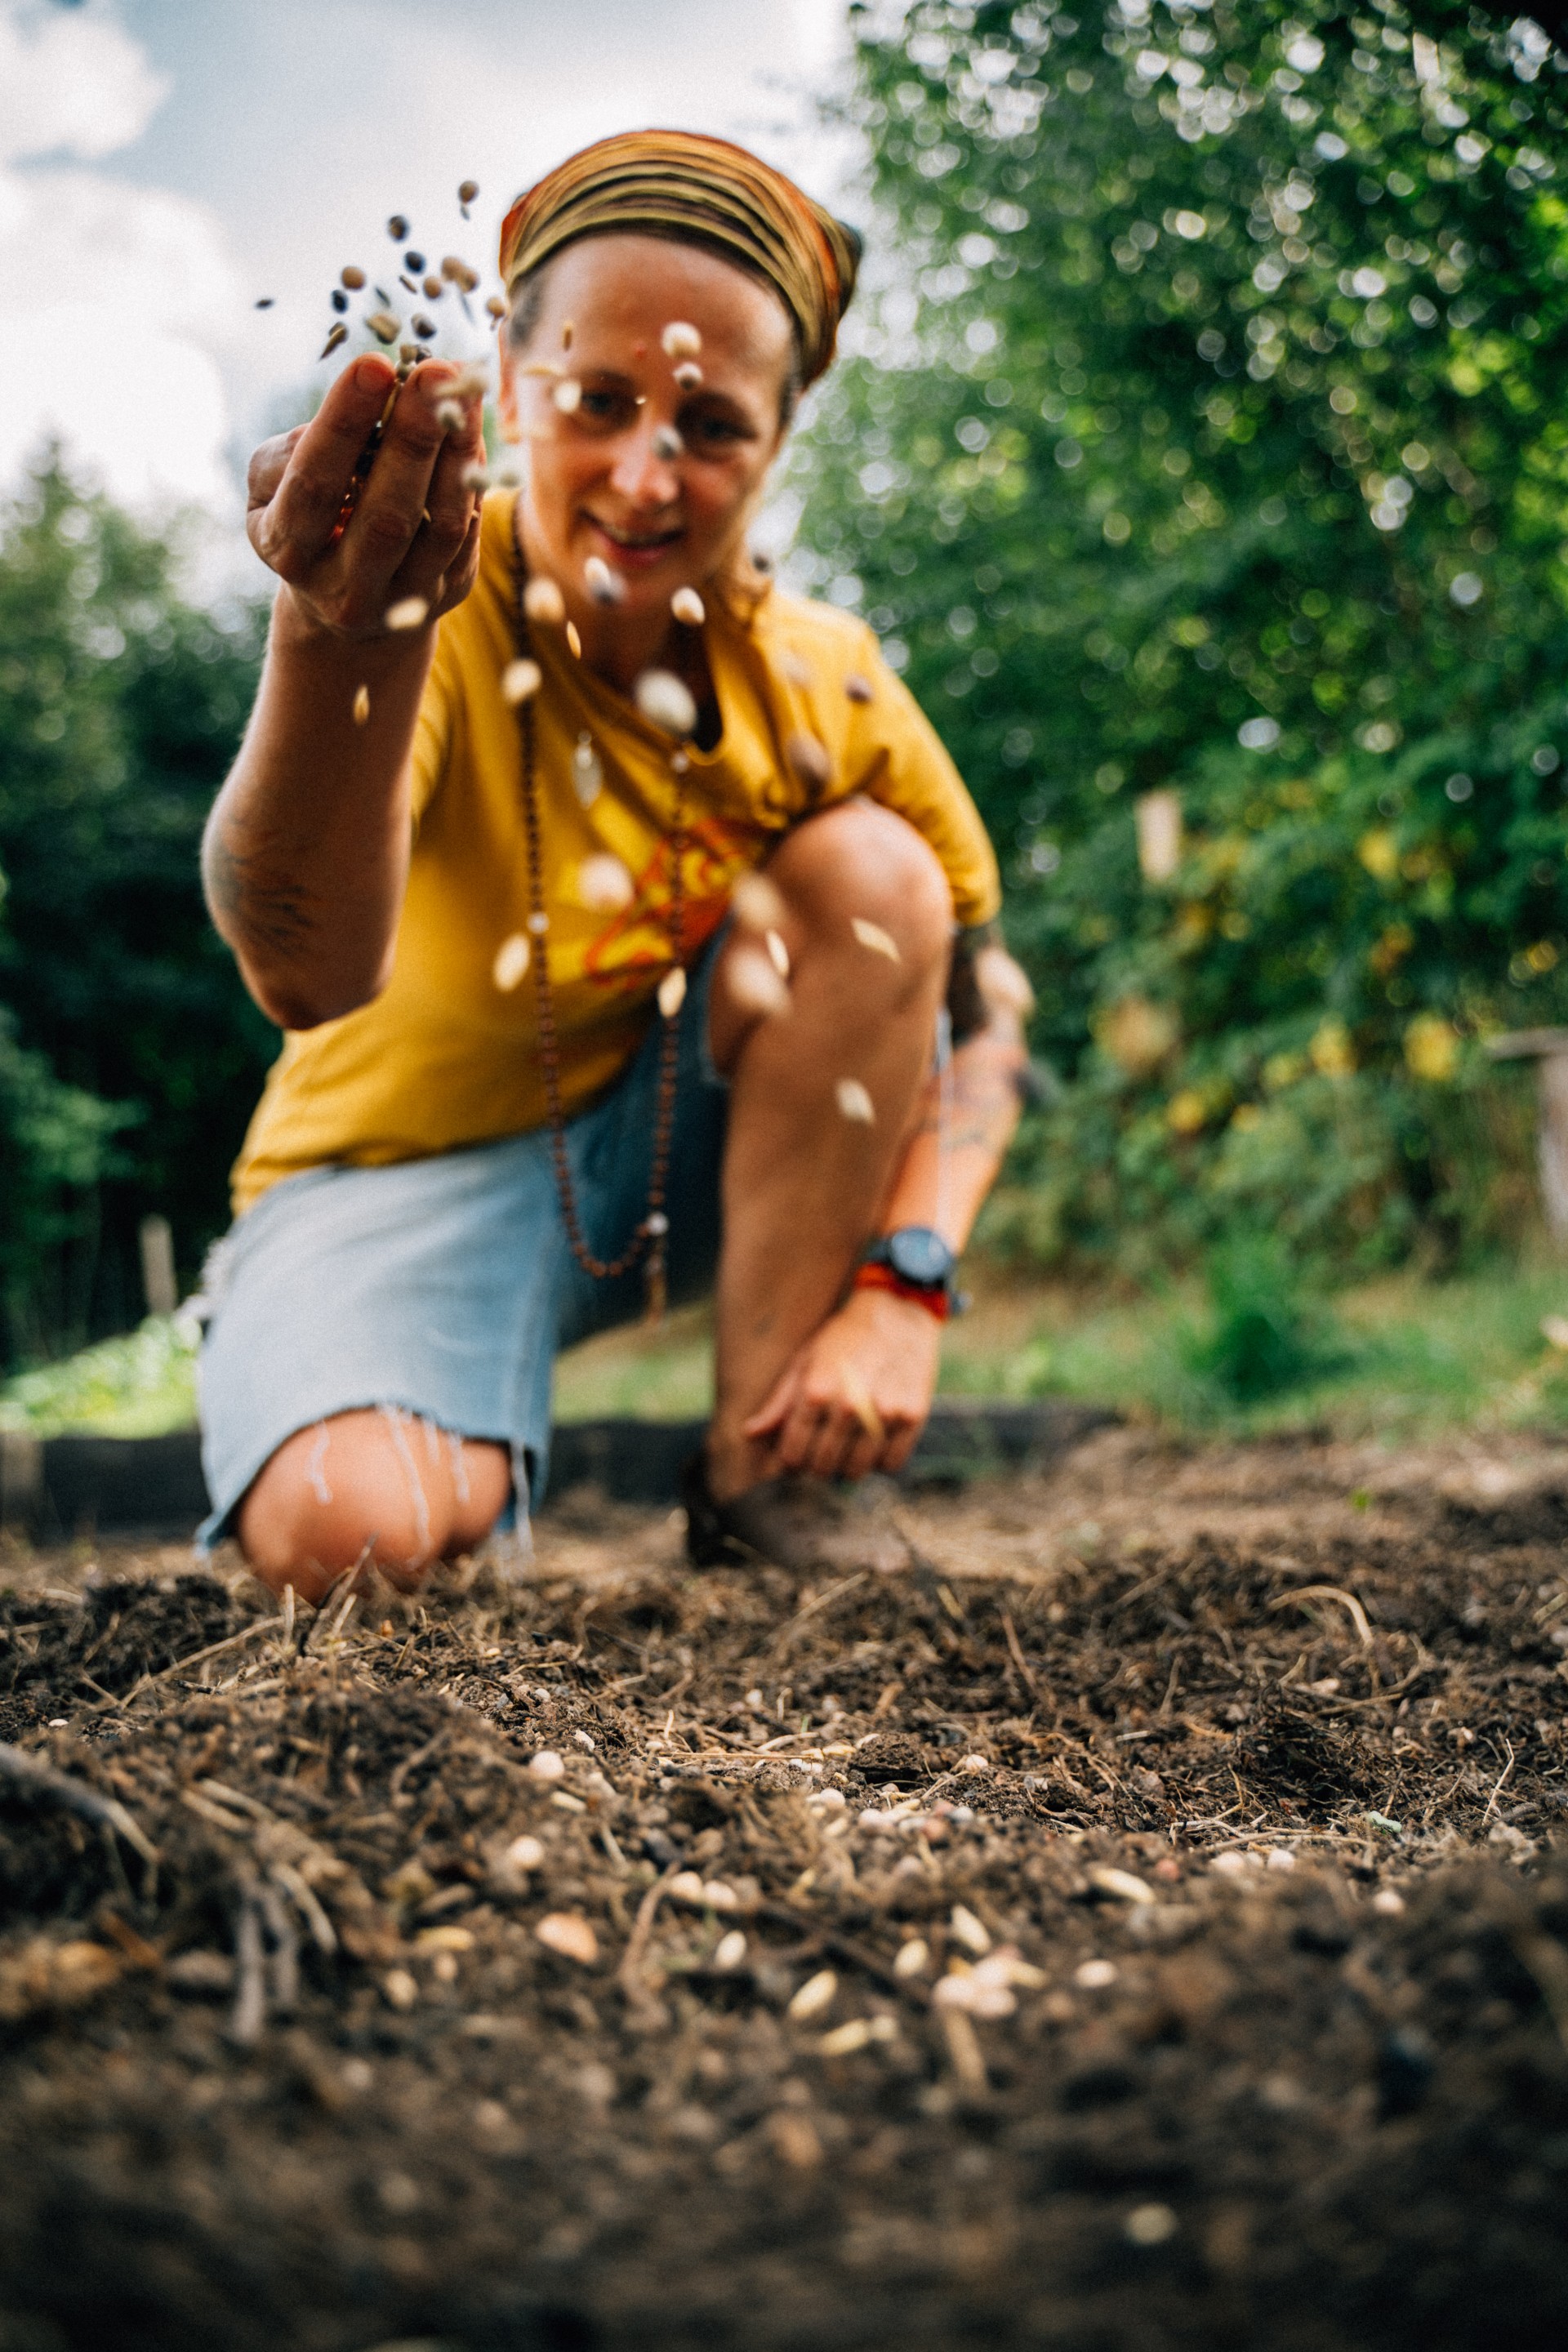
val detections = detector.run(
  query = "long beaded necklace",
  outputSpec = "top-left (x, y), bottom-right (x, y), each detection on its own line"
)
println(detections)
top-left (511, 546), bottom-right (688, 1323)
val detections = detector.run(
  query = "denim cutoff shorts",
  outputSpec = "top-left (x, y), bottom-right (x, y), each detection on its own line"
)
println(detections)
top-left (196, 934), bottom-right (728, 1548)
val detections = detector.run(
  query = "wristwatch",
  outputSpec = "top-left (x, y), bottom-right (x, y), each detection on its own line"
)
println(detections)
top-left (853, 1226), bottom-right (958, 1321)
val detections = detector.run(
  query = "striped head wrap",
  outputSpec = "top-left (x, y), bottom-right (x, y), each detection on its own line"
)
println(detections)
top-left (499, 129), bottom-right (860, 386)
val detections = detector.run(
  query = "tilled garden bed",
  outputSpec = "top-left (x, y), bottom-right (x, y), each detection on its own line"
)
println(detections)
top-left (2, 1425), bottom-right (1567, 2351)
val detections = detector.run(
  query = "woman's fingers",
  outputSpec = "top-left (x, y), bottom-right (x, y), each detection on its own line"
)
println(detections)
top-left (248, 356), bottom-right (399, 581)
top-left (247, 424), bottom-right (308, 514)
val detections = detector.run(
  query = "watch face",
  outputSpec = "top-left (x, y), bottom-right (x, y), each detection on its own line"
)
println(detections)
top-left (888, 1226), bottom-right (955, 1285)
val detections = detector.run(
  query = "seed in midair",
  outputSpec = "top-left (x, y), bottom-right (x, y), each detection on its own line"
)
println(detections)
top-left (404, 250), bottom-right (425, 273)
top-left (553, 376), bottom-right (582, 414)
top-left (387, 215), bottom-right (409, 241)
top-left (851, 917), bottom-right (900, 962)
top-left (486, 294), bottom-right (508, 321)
top-left (254, 296), bottom-right (274, 310)
top-left (786, 732), bottom-right (832, 795)
top-left (366, 310), bottom-right (401, 344)
top-left (565, 621), bottom-right (582, 657)
top-left (492, 932), bottom-right (530, 991)
top-left (670, 586), bottom-right (705, 626)
top-left (330, 288), bottom-right (348, 314)
top-left (571, 733), bottom-right (603, 805)
top-left (780, 651), bottom-right (810, 686)
top-left (441, 364), bottom-right (489, 402)
top-left (535, 1913), bottom-right (598, 1967)
top-left (435, 398), bottom-right (464, 433)
top-left (673, 361), bottom-right (703, 392)
top-left (765, 929), bottom-right (790, 978)
top-left (319, 322), bottom-right (348, 359)
top-left (524, 576), bottom-right (567, 626)
top-left (584, 554), bottom-right (624, 606)
top-left (459, 177), bottom-right (480, 209)
top-left (662, 320), bottom-right (702, 358)
top-left (441, 256), bottom-right (479, 292)
top-left (384, 595), bottom-right (430, 632)
top-left (409, 312), bottom-right (435, 340)
top-left (844, 672), bottom-right (874, 704)
top-left (423, 274), bottom-right (443, 301)
top-left (501, 658), bottom-right (541, 706)
top-left (652, 423), bottom-right (684, 461)
top-left (658, 966), bottom-right (688, 1018)
top-left (786, 1968), bottom-right (837, 2022)
top-left (352, 684), bottom-right (371, 726)
top-left (732, 871), bottom-right (786, 933)
top-left (561, 319), bottom-right (574, 350)
top-left (726, 946), bottom-right (789, 1017)
top-left (577, 853), bottom-right (635, 912)
top-left (634, 668), bottom-right (697, 737)
top-left (835, 1078), bottom-right (875, 1125)
top-left (461, 461), bottom-right (490, 492)
top-left (341, 265), bottom-right (367, 290)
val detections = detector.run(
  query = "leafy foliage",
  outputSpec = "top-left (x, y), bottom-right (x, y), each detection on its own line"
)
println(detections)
top-left (793, 0), bottom-right (1568, 1267)
top-left (0, 454), bottom-right (269, 1365)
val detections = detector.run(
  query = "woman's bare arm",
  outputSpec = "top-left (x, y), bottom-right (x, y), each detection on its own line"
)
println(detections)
top-left (203, 353), bottom-right (486, 1030)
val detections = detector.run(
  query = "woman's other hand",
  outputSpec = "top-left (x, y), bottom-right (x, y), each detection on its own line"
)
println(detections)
top-left (742, 1285), bottom-right (941, 1485)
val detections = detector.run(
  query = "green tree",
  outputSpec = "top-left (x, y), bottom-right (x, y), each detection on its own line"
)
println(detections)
top-left (795, 0), bottom-right (1568, 1269)
top-left (0, 452), bottom-right (270, 1364)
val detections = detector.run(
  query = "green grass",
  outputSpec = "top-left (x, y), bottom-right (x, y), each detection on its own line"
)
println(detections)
top-left (10, 1260), bottom-right (1568, 1443)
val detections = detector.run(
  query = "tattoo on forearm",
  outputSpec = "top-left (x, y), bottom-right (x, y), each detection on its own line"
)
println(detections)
top-left (203, 824), bottom-right (316, 959)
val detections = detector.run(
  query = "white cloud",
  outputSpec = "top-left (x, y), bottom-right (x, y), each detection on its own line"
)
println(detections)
top-left (0, 2), bottom-right (167, 163)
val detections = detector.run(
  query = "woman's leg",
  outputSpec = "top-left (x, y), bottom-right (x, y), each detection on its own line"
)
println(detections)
top-left (237, 1410), bottom-right (513, 1602)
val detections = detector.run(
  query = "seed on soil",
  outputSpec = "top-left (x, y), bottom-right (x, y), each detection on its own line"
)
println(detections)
top-left (950, 1904), bottom-right (992, 1956)
top-left (768, 2110), bottom-right (823, 2170)
top-left (341, 265), bottom-right (367, 289)
top-left (785, 732), bottom-right (832, 795)
top-left (658, 968), bottom-right (687, 1018)
top-left (414, 1925), bottom-right (475, 1955)
top-left (382, 1967), bottom-right (417, 2011)
top-left (528, 1749), bottom-right (565, 1780)
top-left (366, 311), bottom-right (402, 344)
top-left (387, 216), bottom-right (409, 241)
top-left (384, 596), bottom-right (430, 632)
top-left (635, 669), bottom-right (697, 737)
top-left (553, 376), bottom-right (582, 413)
top-left (319, 323), bottom-right (348, 359)
top-left (787, 1969), bottom-right (838, 2022)
top-left (835, 1079), bottom-right (875, 1125)
top-left (501, 658), bottom-right (541, 706)
top-left (819, 2016), bottom-right (896, 2057)
top-left (732, 871), bottom-right (786, 933)
top-left (1372, 1888), bottom-right (1406, 1915)
top-left (1211, 1851), bottom-right (1250, 1877)
top-left (935, 1964), bottom-right (1016, 2020)
top-left (764, 929), bottom-right (790, 978)
top-left (673, 361), bottom-right (703, 391)
top-left (662, 321), bottom-right (702, 358)
top-left (577, 854), bottom-right (635, 913)
top-left (938, 2003), bottom-right (988, 2091)
top-left (524, 577), bottom-right (567, 625)
top-left (714, 1930), bottom-right (747, 1970)
top-left (1126, 2203), bottom-right (1178, 2247)
top-left (1087, 1865), bottom-right (1156, 1905)
top-left (583, 555), bottom-right (624, 606)
top-left (670, 586), bottom-right (705, 625)
top-left (1074, 1958), bottom-right (1118, 1989)
top-left (536, 1913), bottom-right (599, 1966)
top-left (851, 918), bottom-right (899, 961)
top-left (727, 947), bottom-right (790, 1017)
top-left (844, 672), bottom-right (875, 703)
top-left (894, 1938), bottom-right (930, 1977)
top-left (1267, 1848), bottom-right (1298, 1873)
top-left (166, 1950), bottom-right (235, 1994)
top-left (352, 684), bottom-right (371, 726)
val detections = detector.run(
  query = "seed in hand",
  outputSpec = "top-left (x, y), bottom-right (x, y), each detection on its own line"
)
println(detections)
top-left (384, 596), bottom-right (430, 632)
top-left (634, 669), bottom-right (697, 737)
top-left (662, 321), bottom-right (702, 358)
top-left (501, 658), bottom-right (541, 706)
top-left (670, 586), bottom-right (705, 626)
top-left (524, 577), bottom-right (566, 626)
top-left (835, 1079), bottom-right (875, 1124)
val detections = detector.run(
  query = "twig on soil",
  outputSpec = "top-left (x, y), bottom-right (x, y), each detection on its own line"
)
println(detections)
top-left (772, 1573), bottom-right (868, 1654)
top-left (617, 1864), bottom-right (678, 2029)
top-left (229, 1884), bottom-right (267, 2047)
top-left (388, 1724), bottom-right (452, 1803)
top-left (258, 1878), bottom-right (300, 2013)
top-left (938, 2003), bottom-right (988, 2094)
top-left (1481, 1738), bottom-right (1517, 1829)
top-left (269, 1860), bottom-right (337, 1954)
top-left (1000, 1610), bottom-right (1037, 1699)
top-left (1267, 1585), bottom-right (1373, 1649)
top-left (0, 1741), bottom-right (158, 1869)
top-left (91, 1621), bottom-right (274, 1710)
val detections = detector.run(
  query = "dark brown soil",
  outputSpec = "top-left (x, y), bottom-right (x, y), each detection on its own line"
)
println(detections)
top-left (3, 1426), bottom-right (1568, 2352)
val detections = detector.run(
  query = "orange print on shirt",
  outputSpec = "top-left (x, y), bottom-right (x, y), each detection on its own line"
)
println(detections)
top-left (581, 813), bottom-right (768, 983)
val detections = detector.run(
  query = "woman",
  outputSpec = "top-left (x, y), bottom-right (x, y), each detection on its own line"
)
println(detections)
top-left (201, 130), bottom-right (1027, 1602)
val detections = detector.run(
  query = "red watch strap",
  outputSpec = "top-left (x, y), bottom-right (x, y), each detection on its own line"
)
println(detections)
top-left (851, 1261), bottom-right (951, 1322)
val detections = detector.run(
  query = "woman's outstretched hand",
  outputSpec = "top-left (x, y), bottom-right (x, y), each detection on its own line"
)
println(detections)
top-left (246, 354), bottom-right (487, 641)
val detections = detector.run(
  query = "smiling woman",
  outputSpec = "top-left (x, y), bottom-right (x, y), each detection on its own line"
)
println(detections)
top-left (198, 128), bottom-right (1024, 1602)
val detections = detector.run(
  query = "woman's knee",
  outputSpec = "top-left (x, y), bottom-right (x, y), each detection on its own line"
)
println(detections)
top-left (769, 801), bottom-right (952, 964)
top-left (235, 1410), bottom-right (510, 1600)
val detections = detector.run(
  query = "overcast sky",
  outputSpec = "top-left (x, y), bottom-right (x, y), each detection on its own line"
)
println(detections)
top-left (0, 0), bottom-right (857, 533)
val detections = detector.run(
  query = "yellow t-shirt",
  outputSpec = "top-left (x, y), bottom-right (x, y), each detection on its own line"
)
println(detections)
top-left (231, 492), bottom-right (1001, 1214)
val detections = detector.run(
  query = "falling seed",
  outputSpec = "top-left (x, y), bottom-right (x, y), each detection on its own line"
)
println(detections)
top-left (658, 966), bottom-right (688, 1019)
top-left (461, 461), bottom-right (491, 492)
top-left (435, 398), bottom-right (465, 432)
top-left (501, 658), bottom-right (541, 706)
top-left (561, 318), bottom-right (574, 349)
top-left (765, 929), bottom-right (790, 978)
top-left (255, 296), bottom-right (274, 310)
top-left (715, 1930), bottom-right (747, 1970)
top-left (330, 288), bottom-right (349, 314)
top-left (384, 595), bottom-right (430, 632)
top-left (727, 946), bottom-right (790, 1017)
top-left (412, 313), bottom-right (437, 340)
top-left (423, 274), bottom-right (443, 300)
top-left (566, 621), bottom-right (582, 657)
top-left (786, 732), bottom-right (832, 795)
top-left (459, 177), bottom-right (480, 205)
top-left (583, 554), bottom-right (624, 606)
top-left (780, 651), bottom-right (811, 687)
top-left (571, 734), bottom-right (603, 806)
top-left (404, 249), bottom-right (426, 273)
top-left (341, 265), bottom-right (367, 290)
top-left (577, 853), bottom-right (635, 912)
top-left (536, 1913), bottom-right (599, 1967)
top-left (732, 871), bottom-right (786, 933)
top-left (893, 1938), bottom-right (929, 1977)
top-left (492, 933), bottom-right (530, 991)
top-left (673, 361), bottom-right (703, 392)
top-left (528, 911), bottom-right (550, 935)
top-left (441, 256), bottom-right (479, 291)
top-left (352, 684), bottom-right (371, 727)
top-left (442, 363), bottom-right (489, 402)
top-left (387, 215), bottom-right (409, 242)
top-left (366, 310), bottom-right (401, 344)
top-left (662, 320), bottom-right (702, 358)
top-left (553, 377), bottom-right (582, 414)
top-left (486, 295), bottom-right (508, 321)
top-left (399, 275), bottom-right (418, 296)
top-left (844, 672), bottom-right (875, 704)
top-left (950, 1904), bottom-right (992, 1956)
top-left (528, 1748), bottom-right (565, 1781)
top-left (651, 423), bottom-right (684, 461)
top-left (524, 576), bottom-right (567, 625)
top-left (787, 1968), bottom-right (838, 2023)
top-left (851, 917), bottom-right (899, 962)
top-left (670, 586), bottom-right (705, 626)
top-left (835, 1078), bottom-right (875, 1125)
top-left (635, 668), bottom-right (697, 736)
top-left (319, 322), bottom-right (348, 359)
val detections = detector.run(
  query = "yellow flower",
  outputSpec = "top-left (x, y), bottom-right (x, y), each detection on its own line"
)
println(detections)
top-left (1404, 1013), bottom-right (1459, 1083)
top-left (1166, 1089), bottom-right (1209, 1136)
top-left (1310, 1019), bottom-right (1356, 1077)
top-left (1096, 995), bottom-right (1180, 1078)
top-left (1357, 829), bottom-right (1400, 882)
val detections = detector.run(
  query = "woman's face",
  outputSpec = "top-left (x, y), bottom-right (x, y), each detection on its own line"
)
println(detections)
top-left (497, 233), bottom-right (795, 628)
